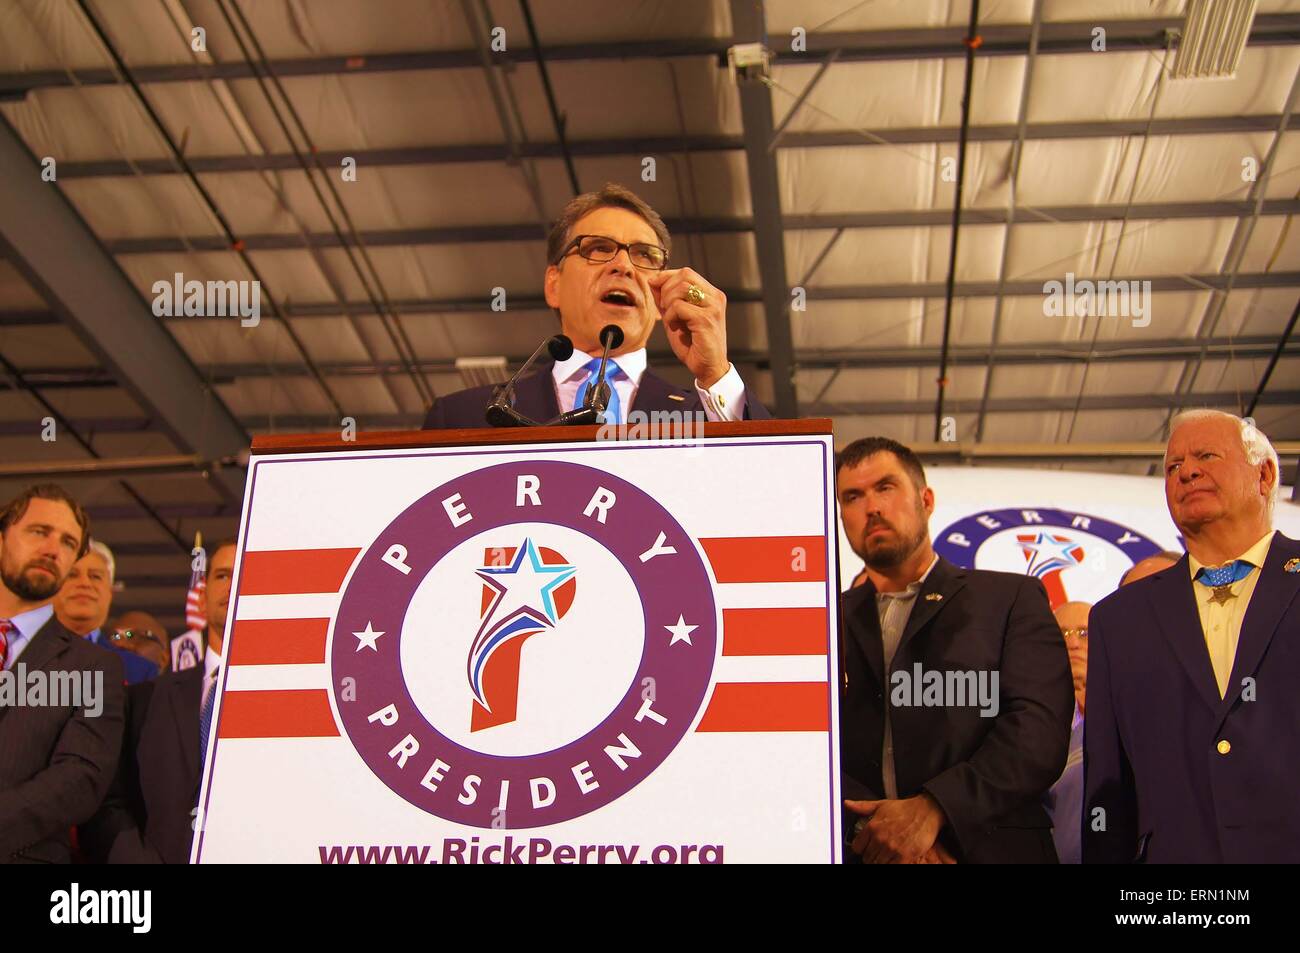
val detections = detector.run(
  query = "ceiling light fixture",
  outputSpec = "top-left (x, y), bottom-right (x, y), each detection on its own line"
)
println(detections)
top-left (1171, 0), bottom-right (1258, 79)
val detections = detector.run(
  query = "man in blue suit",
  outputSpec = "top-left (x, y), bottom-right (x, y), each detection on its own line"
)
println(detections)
top-left (1083, 410), bottom-right (1300, 863)
top-left (424, 183), bottom-right (770, 429)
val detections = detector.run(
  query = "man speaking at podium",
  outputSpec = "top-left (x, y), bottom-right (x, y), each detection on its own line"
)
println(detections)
top-left (423, 184), bottom-right (770, 428)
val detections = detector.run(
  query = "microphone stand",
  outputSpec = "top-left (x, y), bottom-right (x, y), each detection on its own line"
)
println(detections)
top-left (549, 324), bottom-right (625, 426)
top-left (485, 334), bottom-right (574, 427)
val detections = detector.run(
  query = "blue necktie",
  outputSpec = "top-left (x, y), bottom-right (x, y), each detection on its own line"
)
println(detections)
top-left (1194, 560), bottom-right (1255, 589)
top-left (573, 357), bottom-right (622, 424)
top-left (199, 667), bottom-right (219, 768)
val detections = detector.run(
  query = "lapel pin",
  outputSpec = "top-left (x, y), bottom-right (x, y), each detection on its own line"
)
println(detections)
top-left (668, 393), bottom-right (686, 402)
top-left (1285, 557), bottom-right (1300, 573)
top-left (925, 593), bottom-right (943, 602)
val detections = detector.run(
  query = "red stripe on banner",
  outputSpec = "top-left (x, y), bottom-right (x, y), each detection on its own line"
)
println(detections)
top-left (722, 607), bottom-right (828, 656)
top-left (239, 548), bottom-right (361, 595)
top-left (218, 689), bottom-right (338, 738)
top-left (698, 536), bottom-right (826, 583)
top-left (228, 618), bottom-right (329, 666)
top-left (695, 682), bottom-right (829, 732)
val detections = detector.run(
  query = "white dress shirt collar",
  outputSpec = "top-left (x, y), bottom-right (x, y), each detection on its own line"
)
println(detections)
top-left (552, 346), bottom-right (647, 387)
top-left (8, 601), bottom-right (54, 640)
top-left (204, 636), bottom-right (223, 684)
top-left (1, 602), bottom-right (54, 670)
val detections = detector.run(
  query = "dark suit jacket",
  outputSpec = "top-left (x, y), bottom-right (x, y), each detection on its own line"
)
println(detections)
top-left (840, 557), bottom-right (1075, 863)
top-left (0, 615), bottom-right (124, 863)
top-left (82, 666), bottom-right (203, 864)
top-left (1082, 532), bottom-right (1300, 864)
top-left (422, 360), bottom-right (771, 429)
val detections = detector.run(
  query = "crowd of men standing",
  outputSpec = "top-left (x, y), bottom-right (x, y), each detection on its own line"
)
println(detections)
top-left (1, 404), bottom-right (1294, 864)
top-left (0, 486), bottom-right (233, 863)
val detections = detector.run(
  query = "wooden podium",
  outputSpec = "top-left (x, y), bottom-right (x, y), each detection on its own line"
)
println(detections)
top-left (192, 419), bottom-right (842, 864)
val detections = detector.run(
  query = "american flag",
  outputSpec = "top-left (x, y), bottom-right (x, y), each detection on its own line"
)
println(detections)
top-left (186, 530), bottom-right (206, 632)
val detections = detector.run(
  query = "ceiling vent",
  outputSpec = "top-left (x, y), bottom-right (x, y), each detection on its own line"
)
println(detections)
top-left (1171, 0), bottom-right (1258, 79)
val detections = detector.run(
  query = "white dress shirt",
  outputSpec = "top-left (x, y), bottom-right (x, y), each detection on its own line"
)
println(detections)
top-left (1, 602), bottom-right (54, 670)
top-left (202, 637), bottom-right (223, 707)
top-left (877, 554), bottom-right (940, 799)
top-left (551, 347), bottom-right (748, 422)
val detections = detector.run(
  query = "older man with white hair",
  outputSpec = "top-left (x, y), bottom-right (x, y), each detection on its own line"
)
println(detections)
top-left (1082, 410), bottom-right (1299, 863)
top-left (54, 539), bottom-right (160, 685)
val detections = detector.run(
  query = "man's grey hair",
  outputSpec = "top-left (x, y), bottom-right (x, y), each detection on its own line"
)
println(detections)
top-left (1168, 409), bottom-right (1280, 514)
top-left (87, 538), bottom-right (115, 585)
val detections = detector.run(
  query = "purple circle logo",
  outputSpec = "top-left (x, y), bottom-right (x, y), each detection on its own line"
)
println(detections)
top-left (934, 506), bottom-right (1167, 607)
top-left (331, 460), bottom-right (717, 828)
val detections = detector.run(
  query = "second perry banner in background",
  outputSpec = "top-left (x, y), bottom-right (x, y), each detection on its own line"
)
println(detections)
top-left (193, 431), bottom-right (841, 863)
top-left (836, 465), bottom-right (1300, 601)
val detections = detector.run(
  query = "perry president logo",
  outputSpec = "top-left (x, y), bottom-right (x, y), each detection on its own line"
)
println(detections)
top-left (330, 460), bottom-right (718, 829)
top-left (934, 506), bottom-right (1165, 608)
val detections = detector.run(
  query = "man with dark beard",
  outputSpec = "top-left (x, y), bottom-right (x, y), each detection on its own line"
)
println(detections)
top-left (837, 438), bottom-right (1073, 863)
top-left (0, 484), bottom-right (124, 862)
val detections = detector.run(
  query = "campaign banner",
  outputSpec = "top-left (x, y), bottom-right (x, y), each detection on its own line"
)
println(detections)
top-left (194, 431), bottom-right (841, 864)
top-left (837, 465), bottom-right (1300, 605)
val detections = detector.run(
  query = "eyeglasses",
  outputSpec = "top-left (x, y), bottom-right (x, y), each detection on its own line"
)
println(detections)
top-left (111, 628), bottom-right (164, 649)
top-left (1061, 627), bottom-right (1088, 640)
top-left (557, 234), bottom-right (668, 271)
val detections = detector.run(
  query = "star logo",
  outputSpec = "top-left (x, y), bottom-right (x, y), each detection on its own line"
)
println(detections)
top-left (475, 538), bottom-right (576, 633)
top-left (664, 614), bottom-right (698, 646)
top-left (353, 621), bottom-right (385, 652)
top-left (468, 538), bottom-right (577, 714)
top-left (1020, 532), bottom-right (1084, 571)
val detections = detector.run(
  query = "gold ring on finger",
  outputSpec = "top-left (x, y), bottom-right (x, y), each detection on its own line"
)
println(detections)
top-left (685, 284), bottom-right (707, 306)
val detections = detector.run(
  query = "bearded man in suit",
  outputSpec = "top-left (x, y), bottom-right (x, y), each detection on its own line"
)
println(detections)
top-left (0, 484), bottom-right (124, 863)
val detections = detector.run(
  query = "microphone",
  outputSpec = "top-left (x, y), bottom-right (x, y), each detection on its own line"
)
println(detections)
top-left (550, 325), bottom-right (624, 427)
top-left (485, 334), bottom-right (573, 427)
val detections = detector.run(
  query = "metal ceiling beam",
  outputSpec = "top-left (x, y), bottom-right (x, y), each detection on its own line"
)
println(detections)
top-left (52, 114), bottom-right (1290, 179)
top-left (978, 0), bottom-right (1042, 442)
top-left (101, 199), bottom-right (1300, 254)
top-left (33, 389), bottom-right (1289, 435)
top-left (1246, 294), bottom-right (1300, 417)
top-left (83, 502), bottom-right (238, 520)
top-left (107, 541), bottom-right (194, 556)
top-left (6, 334), bottom-right (1293, 388)
top-left (814, 389), bottom-right (1300, 416)
top-left (795, 271), bottom-right (1300, 298)
top-left (1172, 66), bottom-right (1300, 420)
top-left (6, 270), bottom-right (1299, 331)
top-left (909, 440), bottom-right (1300, 461)
top-left (3, 14), bottom-right (1296, 93)
top-left (793, 16), bottom-right (1300, 63)
top-left (277, 387), bottom-right (1300, 426)
top-left (0, 453), bottom-right (202, 479)
top-left (0, 116), bottom-right (249, 504)
top-left (0, 307), bottom-right (71, 325)
top-left (728, 0), bottom-right (798, 417)
top-left (934, 0), bottom-right (983, 438)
